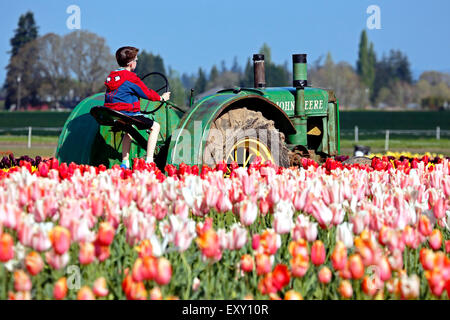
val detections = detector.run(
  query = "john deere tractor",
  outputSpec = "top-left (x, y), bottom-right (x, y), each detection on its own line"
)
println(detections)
top-left (56, 54), bottom-right (341, 170)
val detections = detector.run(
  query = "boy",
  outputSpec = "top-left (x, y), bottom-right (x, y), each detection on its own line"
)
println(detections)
top-left (104, 46), bottom-right (170, 168)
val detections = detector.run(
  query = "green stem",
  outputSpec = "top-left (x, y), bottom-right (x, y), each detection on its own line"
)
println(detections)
top-left (180, 252), bottom-right (192, 300)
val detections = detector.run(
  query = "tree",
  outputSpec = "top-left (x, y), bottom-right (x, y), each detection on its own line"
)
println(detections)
top-left (356, 30), bottom-right (376, 97)
top-left (259, 43), bottom-right (272, 64)
top-left (64, 30), bottom-right (116, 98)
top-left (4, 40), bottom-right (42, 109)
top-left (373, 50), bottom-right (413, 105)
top-left (194, 68), bottom-right (207, 94)
top-left (34, 33), bottom-right (71, 108)
top-left (134, 50), bottom-right (167, 97)
top-left (209, 65), bottom-right (219, 84)
top-left (4, 11), bottom-right (39, 109)
top-left (258, 43), bottom-right (290, 87)
top-left (167, 67), bottom-right (188, 107)
top-left (310, 53), bottom-right (368, 109)
top-left (9, 12), bottom-right (38, 57)
top-left (419, 71), bottom-right (450, 86)
top-left (239, 58), bottom-right (253, 87)
top-left (231, 56), bottom-right (241, 74)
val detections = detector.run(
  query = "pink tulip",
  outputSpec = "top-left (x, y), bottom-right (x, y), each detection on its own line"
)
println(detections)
top-left (155, 257), bottom-right (172, 285)
top-left (256, 253), bottom-right (272, 275)
top-left (45, 250), bottom-right (69, 270)
top-left (429, 229), bottom-right (442, 250)
top-left (229, 224), bottom-right (247, 250)
top-left (311, 199), bottom-right (333, 227)
top-left (239, 200), bottom-right (258, 226)
top-left (93, 277), bottom-right (109, 297)
top-left (378, 256), bottom-right (392, 281)
top-left (14, 270), bottom-right (32, 292)
top-left (433, 197), bottom-right (447, 220)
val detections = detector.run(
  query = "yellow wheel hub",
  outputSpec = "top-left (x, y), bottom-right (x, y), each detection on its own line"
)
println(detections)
top-left (226, 138), bottom-right (274, 168)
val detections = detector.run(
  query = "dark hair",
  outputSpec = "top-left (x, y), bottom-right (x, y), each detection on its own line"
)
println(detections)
top-left (115, 46), bottom-right (139, 67)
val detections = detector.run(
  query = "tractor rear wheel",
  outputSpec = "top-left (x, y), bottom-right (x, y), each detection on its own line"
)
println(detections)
top-left (203, 107), bottom-right (290, 168)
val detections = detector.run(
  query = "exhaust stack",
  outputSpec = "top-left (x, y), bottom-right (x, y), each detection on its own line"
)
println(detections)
top-left (292, 54), bottom-right (307, 117)
top-left (253, 54), bottom-right (266, 88)
top-left (287, 54), bottom-right (308, 146)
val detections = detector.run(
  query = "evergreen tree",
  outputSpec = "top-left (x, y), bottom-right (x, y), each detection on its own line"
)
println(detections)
top-left (231, 56), bottom-right (241, 74)
top-left (134, 50), bottom-right (167, 94)
top-left (259, 43), bottom-right (272, 64)
top-left (259, 43), bottom-right (290, 87)
top-left (240, 58), bottom-right (253, 87)
top-left (209, 65), bottom-right (219, 83)
top-left (194, 68), bottom-right (207, 94)
top-left (4, 11), bottom-right (39, 109)
top-left (9, 12), bottom-right (38, 57)
top-left (357, 30), bottom-right (376, 102)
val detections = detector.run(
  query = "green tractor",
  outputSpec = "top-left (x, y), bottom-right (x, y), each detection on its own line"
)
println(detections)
top-left (56, 54), bottom-right (341, 170)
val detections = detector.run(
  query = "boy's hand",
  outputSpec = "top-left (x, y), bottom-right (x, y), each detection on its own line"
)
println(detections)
top-left (160, 92), bottom-right (171, 101)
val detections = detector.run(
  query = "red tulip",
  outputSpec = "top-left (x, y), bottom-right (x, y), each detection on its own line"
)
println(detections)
top-left (311, 240), bottom-right (326, 266)
top-left (149, 287), bottom-right (163, 300)
top-left (240, 254), bottom-right (254, 273)
top-left (79, 242), bottom-right (95, 265)
top-left (94, 242), bottom-right (111, 262)
top-left (318, 266), bottom-right (332, 284)
top-left (49, 226), bottom-right (71, 255)
top-left (77, 286), bottom-right (95, 300)
top-left (349, 254), bottom-right (364, 280)
top-left (25, 251), bottom-right (44, 276)
top-left (0, 233), bottom-right (14, 262)
top-left (331, 241), bottom-right (348, 271)
top-left (284, 290), bottom-right (303, 300)
top-left (418, 215), bottom-right (433, 237)
top-left (96, 222), bottom-right (115, 246)
top-left (53, 277), bottom-right (68, 300)
top-left (14, 270), bottom-right (32, 292)
top-left (338, 280), bottom-right (353, 299)
top-left (272, 264), bottom-right (290, 291)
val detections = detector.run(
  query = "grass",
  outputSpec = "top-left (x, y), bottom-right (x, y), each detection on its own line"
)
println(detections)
top-left (0, 135), bottom-right (58, 158)
top-left (0, 135), bottom-right (449, 160)
top-left (340, 138), bottom-right (450, 156)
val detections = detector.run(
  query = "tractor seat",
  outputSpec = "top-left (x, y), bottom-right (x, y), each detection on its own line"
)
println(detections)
top-left (90, 106), bottom-right (154, 130)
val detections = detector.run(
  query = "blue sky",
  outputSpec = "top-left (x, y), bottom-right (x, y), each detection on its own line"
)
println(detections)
top-left (1, 0), bottom-right (449, 84)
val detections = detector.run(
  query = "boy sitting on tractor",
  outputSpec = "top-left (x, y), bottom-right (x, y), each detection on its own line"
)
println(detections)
top-left (104, 46), bottom-right (170, 168)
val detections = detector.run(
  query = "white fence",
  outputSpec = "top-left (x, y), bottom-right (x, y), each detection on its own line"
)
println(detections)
top-left (0, 127), bottom-right (63, 148)
top-left (341, 126), bottom-right (450, 151)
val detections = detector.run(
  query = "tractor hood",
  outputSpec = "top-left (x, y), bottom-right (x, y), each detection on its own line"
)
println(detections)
top-left (217, 87), bottom-right (334, 117)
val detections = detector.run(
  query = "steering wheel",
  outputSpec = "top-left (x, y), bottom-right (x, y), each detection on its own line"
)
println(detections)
top-left (139, 72), bottom-right (170, 114)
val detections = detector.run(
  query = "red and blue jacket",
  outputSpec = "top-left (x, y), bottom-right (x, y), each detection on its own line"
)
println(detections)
top-left (104, 69), bottom-right (161, 113)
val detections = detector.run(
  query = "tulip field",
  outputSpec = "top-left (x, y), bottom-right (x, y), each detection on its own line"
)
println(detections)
top-left (0, 153), bottom-right (450, 300)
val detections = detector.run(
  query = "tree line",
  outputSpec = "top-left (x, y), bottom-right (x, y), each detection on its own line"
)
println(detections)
top-left (2, 12), bottom-right (449, 111)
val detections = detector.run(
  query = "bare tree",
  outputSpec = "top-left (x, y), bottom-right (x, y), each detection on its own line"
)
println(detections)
top-left (63, 30), bottom-right (115, 98)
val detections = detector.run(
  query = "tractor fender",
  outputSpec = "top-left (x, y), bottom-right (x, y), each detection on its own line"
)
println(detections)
top-left (167, 93), bottom-right (296, 166)
top-left (56, 93), bottom-right (104, 165)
